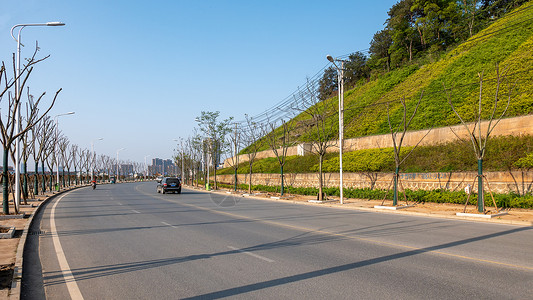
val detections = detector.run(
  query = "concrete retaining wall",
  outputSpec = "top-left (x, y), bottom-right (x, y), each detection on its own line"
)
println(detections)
top-left (215, 170), bottom-right (533, 194)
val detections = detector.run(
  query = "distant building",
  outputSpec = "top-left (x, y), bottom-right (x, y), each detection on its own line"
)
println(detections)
top-left (151, 158), bottom-right (177, 176)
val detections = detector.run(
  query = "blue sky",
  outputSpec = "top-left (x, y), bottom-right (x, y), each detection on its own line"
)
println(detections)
top-left (0, 0), bottom-right (397, 164)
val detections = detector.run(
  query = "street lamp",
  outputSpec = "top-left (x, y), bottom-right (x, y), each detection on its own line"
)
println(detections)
top-left (54, 112), bottom-right (75, 192)
top-left (174, 139), bottom-right (184, 182)
top-left (91, 138), bottom-right (103, 182)
top-left (327, 54), bottom-right (346, 205)
top-left (144, 155), bottom-right (151, 180)
top-left (116, 148), bottom-right (125, 182)
top-left (11, 21), bottom-right (65, 206)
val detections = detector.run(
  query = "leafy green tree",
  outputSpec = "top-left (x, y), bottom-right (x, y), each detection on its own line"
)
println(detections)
top-left (344, 51), bottom-right (370, 88)
top-left (387, 0), bottom-right (419, 64)
top-left (410, 0), bottom-right (458, 49)
top-left (318, 66), bottom-right (337, 101)
top-left (195, 111), bottom-right (233, 190)
top-left (369, 29), bottom-right (393, 72)
top-left (480, 0), bottom-right (529, 19)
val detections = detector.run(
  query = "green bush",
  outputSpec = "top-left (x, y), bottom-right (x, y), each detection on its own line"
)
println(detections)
top-left (217, 183), bottom-right (533, 209)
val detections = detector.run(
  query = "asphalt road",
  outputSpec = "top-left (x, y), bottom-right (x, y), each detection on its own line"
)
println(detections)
top-left (22, 182), bottom-right (533, 299)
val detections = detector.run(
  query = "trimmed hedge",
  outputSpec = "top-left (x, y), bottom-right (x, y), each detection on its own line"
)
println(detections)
top-left (216, 182), bottom-right (533, 209)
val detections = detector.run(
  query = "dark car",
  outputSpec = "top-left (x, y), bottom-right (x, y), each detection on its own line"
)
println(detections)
top-left (157, 177), bottom-right (181, 194)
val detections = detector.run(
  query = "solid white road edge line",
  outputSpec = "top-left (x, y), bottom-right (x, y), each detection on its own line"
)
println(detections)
top-left (228, 246), bottom-right (274, 263)
top-left (50, 192), bottom-right (85, 300)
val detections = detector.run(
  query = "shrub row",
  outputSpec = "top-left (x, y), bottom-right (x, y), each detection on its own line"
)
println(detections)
top-left (215, 182), bottom-right (533, 209)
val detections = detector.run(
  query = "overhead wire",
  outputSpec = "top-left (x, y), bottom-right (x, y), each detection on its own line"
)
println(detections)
top-left (233, 3), bottom-right (533, 129)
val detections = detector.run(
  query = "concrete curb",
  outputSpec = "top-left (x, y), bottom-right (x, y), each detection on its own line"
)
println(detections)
top-left (8, 185), bottom-right (88, 300)
top-left (192, 186), bottom-right (533, 227)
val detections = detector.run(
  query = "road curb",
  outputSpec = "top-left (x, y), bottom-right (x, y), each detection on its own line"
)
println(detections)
top-left (191, 186), bottom-right (533, 227)
top-left (8, 185), bottom-right (88, 300)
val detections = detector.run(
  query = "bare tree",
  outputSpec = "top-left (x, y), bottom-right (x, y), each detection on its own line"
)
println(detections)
top-left (41, 134), bottom-right (55, 193)
top-left (70, 144), bottom-right (79, 185)
top-left (75, 148), bottom-right (87, 184)
top-left (31, 116), bottom-right (53, 196)
top-left (45, 146), bottom-right (57, 192)
top-left (243, 115), bottom-right (262, 194)
top-left (386, 93), bottom-right (431, 206)
top-left (262, 117), bottom-right (296, 196)
top-left (225, 124), bottom-right (241, 192)
top-left (447, 65), bottom-right (512, 213)
top-left (293, 79), bottom-right (337, 201)
top-left (98, 154), bottom-right (110, 182)
top-left (81, 149), bottom-right (91, 183)
top-left (0, 48), bottom-right (61, 213)
top-left (58, 135), bottom-right (69, 188)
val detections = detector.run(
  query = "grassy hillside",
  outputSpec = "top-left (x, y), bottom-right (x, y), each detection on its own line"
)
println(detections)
top-left (249, 1), bottom-right (533, 152)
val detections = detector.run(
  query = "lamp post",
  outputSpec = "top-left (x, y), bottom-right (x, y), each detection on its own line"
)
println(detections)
top-left (54, 112), bottom-right (75, 191)
top-left (144, 154), bottom-right (151, 180)
top-left (144, 155), bottom-right (151, 180)
top-left (10, 21), bottom-right (65, 206)
top-left (205, 139), bottom-right (211, 191)
top-left (116, 148), bottom-right (125, 182)
top-left (174, 139), bottom-right (185, 182)
top-left (327, 55), bottom-right (346, 204)
top-left (91, 138), bottom-right (103, 182)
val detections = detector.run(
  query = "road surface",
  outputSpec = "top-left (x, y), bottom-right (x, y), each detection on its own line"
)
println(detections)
top-left (22, 182), bottom-right (533, 299)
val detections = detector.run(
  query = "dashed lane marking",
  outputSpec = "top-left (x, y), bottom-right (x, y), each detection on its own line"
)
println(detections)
top-left (228, 246), bottom-right (275, 263)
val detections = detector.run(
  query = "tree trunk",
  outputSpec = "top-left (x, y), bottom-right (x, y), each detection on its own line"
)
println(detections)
top-left (280, 165), bottom-right (285, 196)
top-left (3, 149), bottom-right (10, 215)
top-left (393, 166), bottom-right (400, 206)
top-left (248, 164), bottom-right (253, 194)
top-left (318, 154), bottom-right (324, 201)
top-left (22, 162), bottom-right (28, 203)
top-left (234, 168), bottom-right (238, 192)
top-left (214, 168), bottom-right (218, 190)
top-left (49, 171), bottom-right (53, 192)
top-left (478, 159), bottom-right (484, 213)
top-left (409, 40), bottom-right (413, 61)
top-left (41, 161), bottom-right (46, 193)
top-left (34, 161), bottom-right (39, 196)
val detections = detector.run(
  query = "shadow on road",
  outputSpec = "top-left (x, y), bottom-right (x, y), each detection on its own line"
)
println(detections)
top-left (39, 224), bottom-right (530, 299)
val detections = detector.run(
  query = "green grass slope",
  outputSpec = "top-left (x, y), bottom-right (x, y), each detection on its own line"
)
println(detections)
top-left (280, 1), bottom-right (533, 145)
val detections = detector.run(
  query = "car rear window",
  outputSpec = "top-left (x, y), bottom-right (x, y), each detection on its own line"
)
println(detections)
top-left (166, 178), bottom-right (180, 184)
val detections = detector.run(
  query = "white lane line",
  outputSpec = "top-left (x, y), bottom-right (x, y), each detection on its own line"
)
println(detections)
top-left (131, 210), bottom-right (141, 214)
top-left (117, 202), bottom-right (123, 205)
top-left (227, 246), bottom-right (274, 263)
top-left (50, 192), bottom-right (85, 300)
top-left (161, 221), bottom-right (178, 228)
